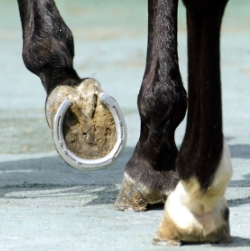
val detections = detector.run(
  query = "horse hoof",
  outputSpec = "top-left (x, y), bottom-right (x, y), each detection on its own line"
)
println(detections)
top-left (45, 78), bottom-right (126, 170)
top-left (154, 182), bottom-right (232, 245)
top-left (114, 174), bottom-right (149, 212)
top-left (114, 170), bottom-right (177, 212)
top-left (153, 142), bottom-right (233, 245)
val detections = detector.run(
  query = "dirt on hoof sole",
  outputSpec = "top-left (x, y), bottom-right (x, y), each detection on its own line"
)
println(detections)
top-left (45, 79), bottom-right (117, 159)
top-left (114, 174), bottom-right (168, 212)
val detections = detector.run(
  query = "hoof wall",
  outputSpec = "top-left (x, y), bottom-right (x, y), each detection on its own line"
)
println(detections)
top-left (114, 175), bottom-right (148, 212)
top-left (114, 174), bottom-right (167, 212)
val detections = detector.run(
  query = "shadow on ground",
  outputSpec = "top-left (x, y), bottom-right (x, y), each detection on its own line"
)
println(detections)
top-left (229, 144), bottom-right (250, 159)
top-left (0, 147), bottom-right (134, 203)
top-left (212, 236), bottom-right (250, 248)
top-left (0, 144), bottom-right (249, 206)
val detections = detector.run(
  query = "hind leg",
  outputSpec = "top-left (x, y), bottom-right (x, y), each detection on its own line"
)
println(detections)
top-left (154, 0), bottom-right (232, 245)
top-left (154, 142), bottom-right (232, 245)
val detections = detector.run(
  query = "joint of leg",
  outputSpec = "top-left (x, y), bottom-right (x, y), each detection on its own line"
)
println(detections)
top-left (138, 82), bottom-right (187, 127)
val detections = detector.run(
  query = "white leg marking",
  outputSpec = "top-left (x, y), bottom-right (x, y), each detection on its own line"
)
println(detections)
top-left (166, 140), bottom-right (233, 235)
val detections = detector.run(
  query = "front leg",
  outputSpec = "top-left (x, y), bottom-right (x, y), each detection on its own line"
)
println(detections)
top-left (17, 0), bottom-right (81, 93)
top-left (114, 0), bottom-right (187, 211)
top-left (17, 0), bottom-right (126, 169)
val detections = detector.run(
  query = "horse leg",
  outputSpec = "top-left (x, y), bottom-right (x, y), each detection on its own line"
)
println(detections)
top-left (17, 0), bottom-right (125, 168)
top-left (154, 0), bottom-right (232, 245)
top-left (114, 0), bottom-right (187, 211)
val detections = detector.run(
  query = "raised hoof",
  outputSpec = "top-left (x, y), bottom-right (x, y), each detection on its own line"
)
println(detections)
top-left (45, 78), bottom-right (126, 170)
top-left (114, 172), bottom-right (177, 212)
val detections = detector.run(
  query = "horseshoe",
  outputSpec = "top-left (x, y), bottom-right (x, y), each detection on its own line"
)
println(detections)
top-left (53, 92), bottom-right (127, 170)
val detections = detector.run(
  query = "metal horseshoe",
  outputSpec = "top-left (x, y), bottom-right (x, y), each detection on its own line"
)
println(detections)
top-left (53, 92), bottom-right (127, 170)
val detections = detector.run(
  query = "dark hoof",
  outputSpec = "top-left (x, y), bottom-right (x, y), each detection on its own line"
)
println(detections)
top-left (114, 170), bottom-right (177, 212)
top-left (114, 175), bottom-right (149, 212)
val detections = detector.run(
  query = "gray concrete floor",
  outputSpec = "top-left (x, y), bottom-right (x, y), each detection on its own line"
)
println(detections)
top-left (0, 0), bottom-right (250, 250)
